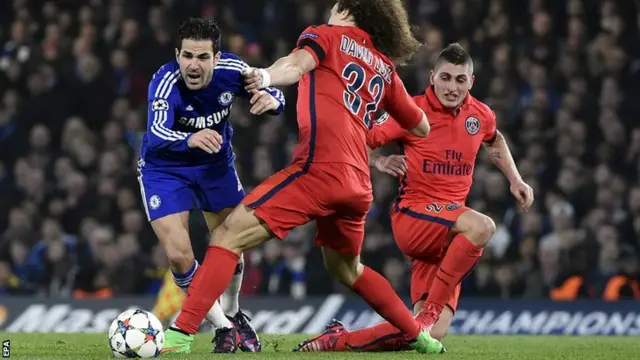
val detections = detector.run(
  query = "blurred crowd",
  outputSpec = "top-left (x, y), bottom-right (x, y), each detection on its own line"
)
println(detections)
top-left (0, 0), bottom-right (639, 301)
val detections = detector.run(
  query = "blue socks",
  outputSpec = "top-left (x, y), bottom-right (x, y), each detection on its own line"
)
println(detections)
top-left (172, 260), bottom-right (199, 290)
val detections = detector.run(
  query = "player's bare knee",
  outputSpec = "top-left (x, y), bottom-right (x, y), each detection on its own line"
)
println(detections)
top-left (474, 215), bottom-right (496, 247)
top-left (210, 222), bottom-right (235, 248)
top-left (465, 215), bottom-right (496, 248)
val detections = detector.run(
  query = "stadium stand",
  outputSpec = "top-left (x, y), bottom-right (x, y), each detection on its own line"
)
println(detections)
top-left (0, 0), bottom-right (639, 302)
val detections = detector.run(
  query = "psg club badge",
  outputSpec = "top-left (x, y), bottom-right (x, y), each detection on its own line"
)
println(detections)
top-left (465, 116), bottom-right (480, 135)
top-left (218, 91), bottom-right (235, 106)
top-left (446, 202), bottom-right (462, 211)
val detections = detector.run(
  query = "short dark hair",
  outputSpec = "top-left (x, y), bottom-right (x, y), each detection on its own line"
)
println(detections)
top-left (434, 43), bottom-right (473, 73)
top-left (176, 17), bottom-right (221, 52)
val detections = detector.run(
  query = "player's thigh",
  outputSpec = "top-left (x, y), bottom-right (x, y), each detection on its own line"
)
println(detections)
top-left (137, 167), bottom-right (195, 222)
top-left (241, 163), bottom-right (325, 240)
top-left (391, 206), bottom-right (452, 261)
top-left (413, 300), bottom-right (455, 341)
top-left (451, 209), bottom-right (496, 246)
top-left (150, 211), bottom-right (194, 267)
top-left (202, 207), bottom-right (235, 233)
top-left (138, 168), bottom-right (195, 263)
top-left (210, 203), bottom-right (274, 253)
top-left (194, 165), bottom-right (246, 216)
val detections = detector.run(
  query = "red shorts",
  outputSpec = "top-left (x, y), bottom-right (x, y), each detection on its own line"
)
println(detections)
top-left (391, 199), bottom-right (469, 311)
top-left (242, 162), bottom-right (372, 256)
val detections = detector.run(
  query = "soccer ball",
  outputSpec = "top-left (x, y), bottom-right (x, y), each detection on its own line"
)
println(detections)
top-left (108, 309), bottom-right (165, 358)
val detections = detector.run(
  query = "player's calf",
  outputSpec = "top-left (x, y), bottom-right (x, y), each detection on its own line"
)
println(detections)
top-left (321, 247), bottom-right (364, 286)
top-left (319, 246), bottom-right (439, 350)
top-left (172, 205), bottom-right (272, 335)
top-left (150, 213), bottom-right (197, 287)
top-left (419, 210), bottom-right (489, 333)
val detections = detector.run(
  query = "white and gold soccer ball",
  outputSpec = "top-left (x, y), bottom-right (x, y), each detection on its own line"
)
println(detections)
top-left (108, 309), bottom-right (165, 358)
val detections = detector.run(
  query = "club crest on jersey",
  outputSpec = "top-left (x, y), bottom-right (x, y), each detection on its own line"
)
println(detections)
top-left (149, 195), bottom-right (161, 209)
top-left (446, 202), bottom-right (462, 211)
top-left (465, 116), bottom-right (480, 135)
top-left (151, 99), bottom-right (169, 111)
top-left (218, 91), bottom-right (235, 106)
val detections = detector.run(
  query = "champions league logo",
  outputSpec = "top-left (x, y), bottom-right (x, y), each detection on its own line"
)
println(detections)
top-left (151, 99), bottom-right (169, 111)
top-left (465, 116), bottom-right (480, 135)
top-left (374, 110), bottom-right (390, 125)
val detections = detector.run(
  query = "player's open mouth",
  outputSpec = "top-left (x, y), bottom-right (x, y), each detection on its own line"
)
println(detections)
top-left (444, 94), bottom-right (458, 101)
top-left (186, 73), bottom-right (202, 82)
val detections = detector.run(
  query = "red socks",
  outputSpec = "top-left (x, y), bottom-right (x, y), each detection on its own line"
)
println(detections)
top-left (335, 321), bottom-right (411, 351)
top-left (333, 234), bottom-right (482, 352)
top-left (174, 246), bottom-right (238, 334)
top-left (351, 266), bottom-right (421, 340)
top-left (426, 234), bottom-right (482, 313)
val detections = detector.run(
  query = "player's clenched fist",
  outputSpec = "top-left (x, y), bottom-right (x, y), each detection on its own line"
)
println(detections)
top-left (373, 155), bottom-right (408, 177)
top-left (249, 90), bottom-right (280, 115)
top-left (242, 67), bottom-right (270, 91)
top-left (187, 129), bottom-right (223, 154)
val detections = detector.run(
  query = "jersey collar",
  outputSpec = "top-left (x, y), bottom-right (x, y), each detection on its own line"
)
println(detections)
top-left (425, 85), bottom-right (471, 114)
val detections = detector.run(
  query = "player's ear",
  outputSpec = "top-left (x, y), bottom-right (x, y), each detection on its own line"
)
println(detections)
top-left (175, 48), bottom-right (180, 61)
top-left (469, 74), bottom-right (475, 90)
top-left (429, 70), bottom-right (435, 85)
top-left (213, 51), bottom-right (221, 65)
top-left (340, 8), bottom-right (351, 21)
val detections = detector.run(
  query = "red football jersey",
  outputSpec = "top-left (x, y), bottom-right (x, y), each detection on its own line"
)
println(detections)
top-left (367, 86), bottom-right (497, 204)
top-left (291, 25), bottom-right (424, 174)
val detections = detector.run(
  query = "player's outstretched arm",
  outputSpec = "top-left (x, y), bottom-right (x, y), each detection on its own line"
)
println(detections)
top-left (233, 57), bottom-right (285, 115)
top-left (483, 130), bottom-right (534, 211)
top-left (243, 50), bottom-right (317, 91)
top-left (366, 111), bottom-right (410, 149)
top-left (408, 113), bottom-right (430, 137)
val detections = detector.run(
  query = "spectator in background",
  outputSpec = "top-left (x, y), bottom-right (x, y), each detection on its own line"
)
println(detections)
top-left (1, 0), bottom-right (640, 301)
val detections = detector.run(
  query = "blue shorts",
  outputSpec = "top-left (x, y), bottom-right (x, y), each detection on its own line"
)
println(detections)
top-left (137, 163), bottom-right (246, 222)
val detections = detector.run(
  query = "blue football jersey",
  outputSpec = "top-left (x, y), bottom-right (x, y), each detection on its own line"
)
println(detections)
top-left (139, 53), bottom-right (285, 169)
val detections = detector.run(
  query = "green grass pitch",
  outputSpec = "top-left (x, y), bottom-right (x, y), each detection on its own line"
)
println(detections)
top-left (1, 332), bottom-right (638, 359)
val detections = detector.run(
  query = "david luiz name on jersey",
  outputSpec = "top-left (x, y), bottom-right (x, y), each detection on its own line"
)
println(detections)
top-left (339, 35), bottom-right (393, 83)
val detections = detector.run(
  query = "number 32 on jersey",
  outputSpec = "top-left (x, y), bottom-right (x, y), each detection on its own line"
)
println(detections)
top-left (342, 62), bottom-right (384, 129)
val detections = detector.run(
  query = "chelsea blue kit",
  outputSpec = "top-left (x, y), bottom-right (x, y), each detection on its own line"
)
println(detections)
top-left (138, 53), bottom-right (285, 221)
